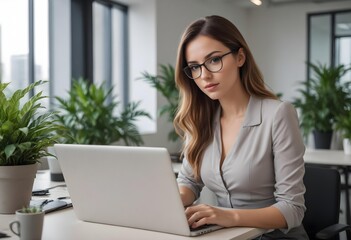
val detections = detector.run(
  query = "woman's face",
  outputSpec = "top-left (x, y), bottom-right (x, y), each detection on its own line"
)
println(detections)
top-left (184, 35), bottom-right (245, 101)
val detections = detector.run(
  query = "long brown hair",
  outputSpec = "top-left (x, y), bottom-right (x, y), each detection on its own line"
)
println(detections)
top-left (174, 15), bottom-right (277, 180)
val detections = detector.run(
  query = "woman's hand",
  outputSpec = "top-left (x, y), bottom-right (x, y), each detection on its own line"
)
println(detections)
top-left (186, 204), bottom-right (288, 230)
top-left (185, 204), bottom-right (236, 228)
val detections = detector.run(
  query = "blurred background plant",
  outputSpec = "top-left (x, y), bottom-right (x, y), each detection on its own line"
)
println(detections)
top-left (139, 64), bottom-right (179, 142)
top-left (293, 62), bottom-right (351, 148)
top-left (54, 78), bottom-right (151, 146)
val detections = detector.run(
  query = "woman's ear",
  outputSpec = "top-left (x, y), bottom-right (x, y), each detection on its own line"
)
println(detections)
top-left (237, 48), bottom-right (246, 67)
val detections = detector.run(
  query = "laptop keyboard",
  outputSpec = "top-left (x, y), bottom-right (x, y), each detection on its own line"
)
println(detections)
top-left (190, 224), bottom-right (216, 232)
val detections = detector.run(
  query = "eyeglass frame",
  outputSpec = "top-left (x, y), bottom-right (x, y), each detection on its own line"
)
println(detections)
top-left (183, 49), bottom-right (238, 80)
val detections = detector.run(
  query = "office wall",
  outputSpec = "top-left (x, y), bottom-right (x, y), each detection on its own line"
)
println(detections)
top-left (247, 1), bottom-right (351, 102)
top-left (128, 0), bottom-right (157, 135)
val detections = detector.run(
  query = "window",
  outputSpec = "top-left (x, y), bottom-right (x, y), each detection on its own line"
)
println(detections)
top-left (71, 0), bottom-right (128, 110)
top-left (93, 1), bottom-right (128, 109)
top-left (335, 12), bottom-right (351, 83)
top-left (0, 0), bottom-right (29, 92)
top-left (308, 9), bottom-right (351, 82)
top-left (0, 0), bottom-right (130, 114)
top-left (0, 0), bottom-right (50, 107)
top-left (34, 0), bottom-right (49, 108)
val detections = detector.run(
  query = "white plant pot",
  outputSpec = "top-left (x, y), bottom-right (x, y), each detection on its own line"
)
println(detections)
top-left (343, 138), bottom-right (351, 155)
top-left (0, 164), bottom-right (37, 214)
top-left (47, 156), bottom-right (64, 182)
top-left (47, 146), bottom-right (64, 182)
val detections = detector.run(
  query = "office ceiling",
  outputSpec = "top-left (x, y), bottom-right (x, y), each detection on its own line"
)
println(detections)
top-left (269, 0), bottom-right (346, 2)
top-left (115, 0), bottom-right (351, 7)
top-left (236, 0), bottom-right (351, 7)
top-left (268, 0), bottom-right (351, 5)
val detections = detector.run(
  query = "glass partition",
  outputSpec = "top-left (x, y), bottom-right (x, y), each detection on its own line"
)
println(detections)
top-left (309, 15), bottom-right (331, 67)
top-left (335, 12), bottom-right (351, 84)
top-left (308, 10), bottom-right (351, 81)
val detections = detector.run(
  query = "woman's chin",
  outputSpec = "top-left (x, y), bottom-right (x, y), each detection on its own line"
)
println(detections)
top-left (204, 92), bottom-right (220, 100)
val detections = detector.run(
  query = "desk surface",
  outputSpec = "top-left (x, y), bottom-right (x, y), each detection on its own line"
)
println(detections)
top-left (0, 209), bottom-right (265, 240)
top-left (0, 171), bottom-right (265, 240)
top-left (304, 149), bottom-right (351, 166)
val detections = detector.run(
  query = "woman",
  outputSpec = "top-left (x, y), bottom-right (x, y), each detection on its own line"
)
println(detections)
top-left (174, 15), bottom-right (308, 239)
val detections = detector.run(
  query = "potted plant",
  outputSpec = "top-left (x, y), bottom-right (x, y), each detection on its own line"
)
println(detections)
top-left (335, 110), bottom-right (351, 154)
top-left (139, 64), bottom-right (182, 161)
top-left (20, 205), bottom-right (43, 213)
top-left (293, 62), bottom-right (351, 149)
top-left (10, 206), bottom-right (44, 239)
top-left (54, 78), bottom-right (150, 145)
top-left (0, 80), bottom-right (61, 213)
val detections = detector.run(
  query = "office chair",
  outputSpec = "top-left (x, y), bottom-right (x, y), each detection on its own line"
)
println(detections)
top-left (303, 165), bottom-right (351, 240)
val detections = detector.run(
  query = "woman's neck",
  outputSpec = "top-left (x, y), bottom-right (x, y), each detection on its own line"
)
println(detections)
top-left (219, 88), bottom-right (250, 120)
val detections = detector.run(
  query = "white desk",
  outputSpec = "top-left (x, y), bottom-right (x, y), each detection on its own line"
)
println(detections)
top-left (0, 171), bottom-right (265, 240)
top-left (304, 149), bottom-right (351, 225)
top-left (304, 149), bottom-right (351, 167)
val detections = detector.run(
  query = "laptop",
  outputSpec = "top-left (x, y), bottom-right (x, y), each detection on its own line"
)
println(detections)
top-left (54, 144), bottom-right (222, 236)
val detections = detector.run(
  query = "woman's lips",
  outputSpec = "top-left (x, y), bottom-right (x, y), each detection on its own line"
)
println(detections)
top-left (205, 83), bottom-right (219, 91)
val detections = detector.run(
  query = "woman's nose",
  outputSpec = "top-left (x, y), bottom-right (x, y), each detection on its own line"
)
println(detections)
top-left (200, 65), bottom-right (212, 79)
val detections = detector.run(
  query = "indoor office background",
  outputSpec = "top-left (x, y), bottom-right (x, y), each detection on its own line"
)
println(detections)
top-left (1, 0), bottom-right (351, 152)
top-left (0, 0), bottom-right (350, 236)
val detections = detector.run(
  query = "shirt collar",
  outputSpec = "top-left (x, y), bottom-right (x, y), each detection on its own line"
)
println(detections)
top-left (242, 96), bottom-right (262, 127)
top-left (214, 95), bottom-right (262, 128)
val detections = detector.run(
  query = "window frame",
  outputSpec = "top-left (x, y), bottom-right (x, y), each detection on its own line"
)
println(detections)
top-left (71, 0), bottom-right (129, 107)
top-left (307, 8), bottom-right (351, 81)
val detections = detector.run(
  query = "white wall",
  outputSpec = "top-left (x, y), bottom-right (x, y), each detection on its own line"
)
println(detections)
top-left (247, 1), bottom-right (351, 102)
top-left (127, 0), bottom-right (158, 135)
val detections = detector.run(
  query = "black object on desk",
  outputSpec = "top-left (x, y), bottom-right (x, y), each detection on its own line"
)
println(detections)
top-left (32, 184), bottom-right (67, 196)
top-left (0, 232), bottom-right (10, 238)
top-left (32, 189), bottom-right (50, 196)
top-left (30, 199), bottom-right (72, 213)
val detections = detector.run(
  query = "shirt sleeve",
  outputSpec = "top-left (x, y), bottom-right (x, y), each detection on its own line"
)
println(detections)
top-left (176, 156), bottom-right (204, 200)
top-left (271, 101), bottom-right (306, 232)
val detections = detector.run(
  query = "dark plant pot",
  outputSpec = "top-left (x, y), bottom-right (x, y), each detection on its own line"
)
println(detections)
top-left (313, 130), bottom-right (333, 149)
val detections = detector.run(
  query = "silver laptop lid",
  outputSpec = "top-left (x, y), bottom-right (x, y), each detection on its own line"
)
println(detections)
top-left (54, 144), bottom-right (192, 236)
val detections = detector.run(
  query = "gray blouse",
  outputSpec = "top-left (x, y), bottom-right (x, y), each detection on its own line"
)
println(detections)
top-left (177, 96), bottom-right (308, 239)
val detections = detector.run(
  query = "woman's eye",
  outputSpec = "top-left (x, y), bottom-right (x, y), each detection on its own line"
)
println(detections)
top-left (210, 57), bottom-right (221, 64)
top-left (190, 65), bottom-right (200, 71)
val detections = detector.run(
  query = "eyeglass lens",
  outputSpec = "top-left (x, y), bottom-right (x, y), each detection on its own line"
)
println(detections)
top-left (184, 51), bottom-right (233, 79)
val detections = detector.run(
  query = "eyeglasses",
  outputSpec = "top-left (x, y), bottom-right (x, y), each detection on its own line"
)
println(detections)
top-left (183, 50), bottom-right (235, 80)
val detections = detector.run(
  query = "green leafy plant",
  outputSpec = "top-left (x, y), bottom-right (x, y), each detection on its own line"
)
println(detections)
top-left (0, 81), bottom-right (61, 166)
top-left (293, 62), bottom-right (351, 138)
top-left (21, 206), bottom-right (42, 213)
top-left (336, 110), bottom-right (351, 140)
top-left (54, 78), bottom-right (151, 145)
top-left (139, 64), bottom-right (179, 142)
